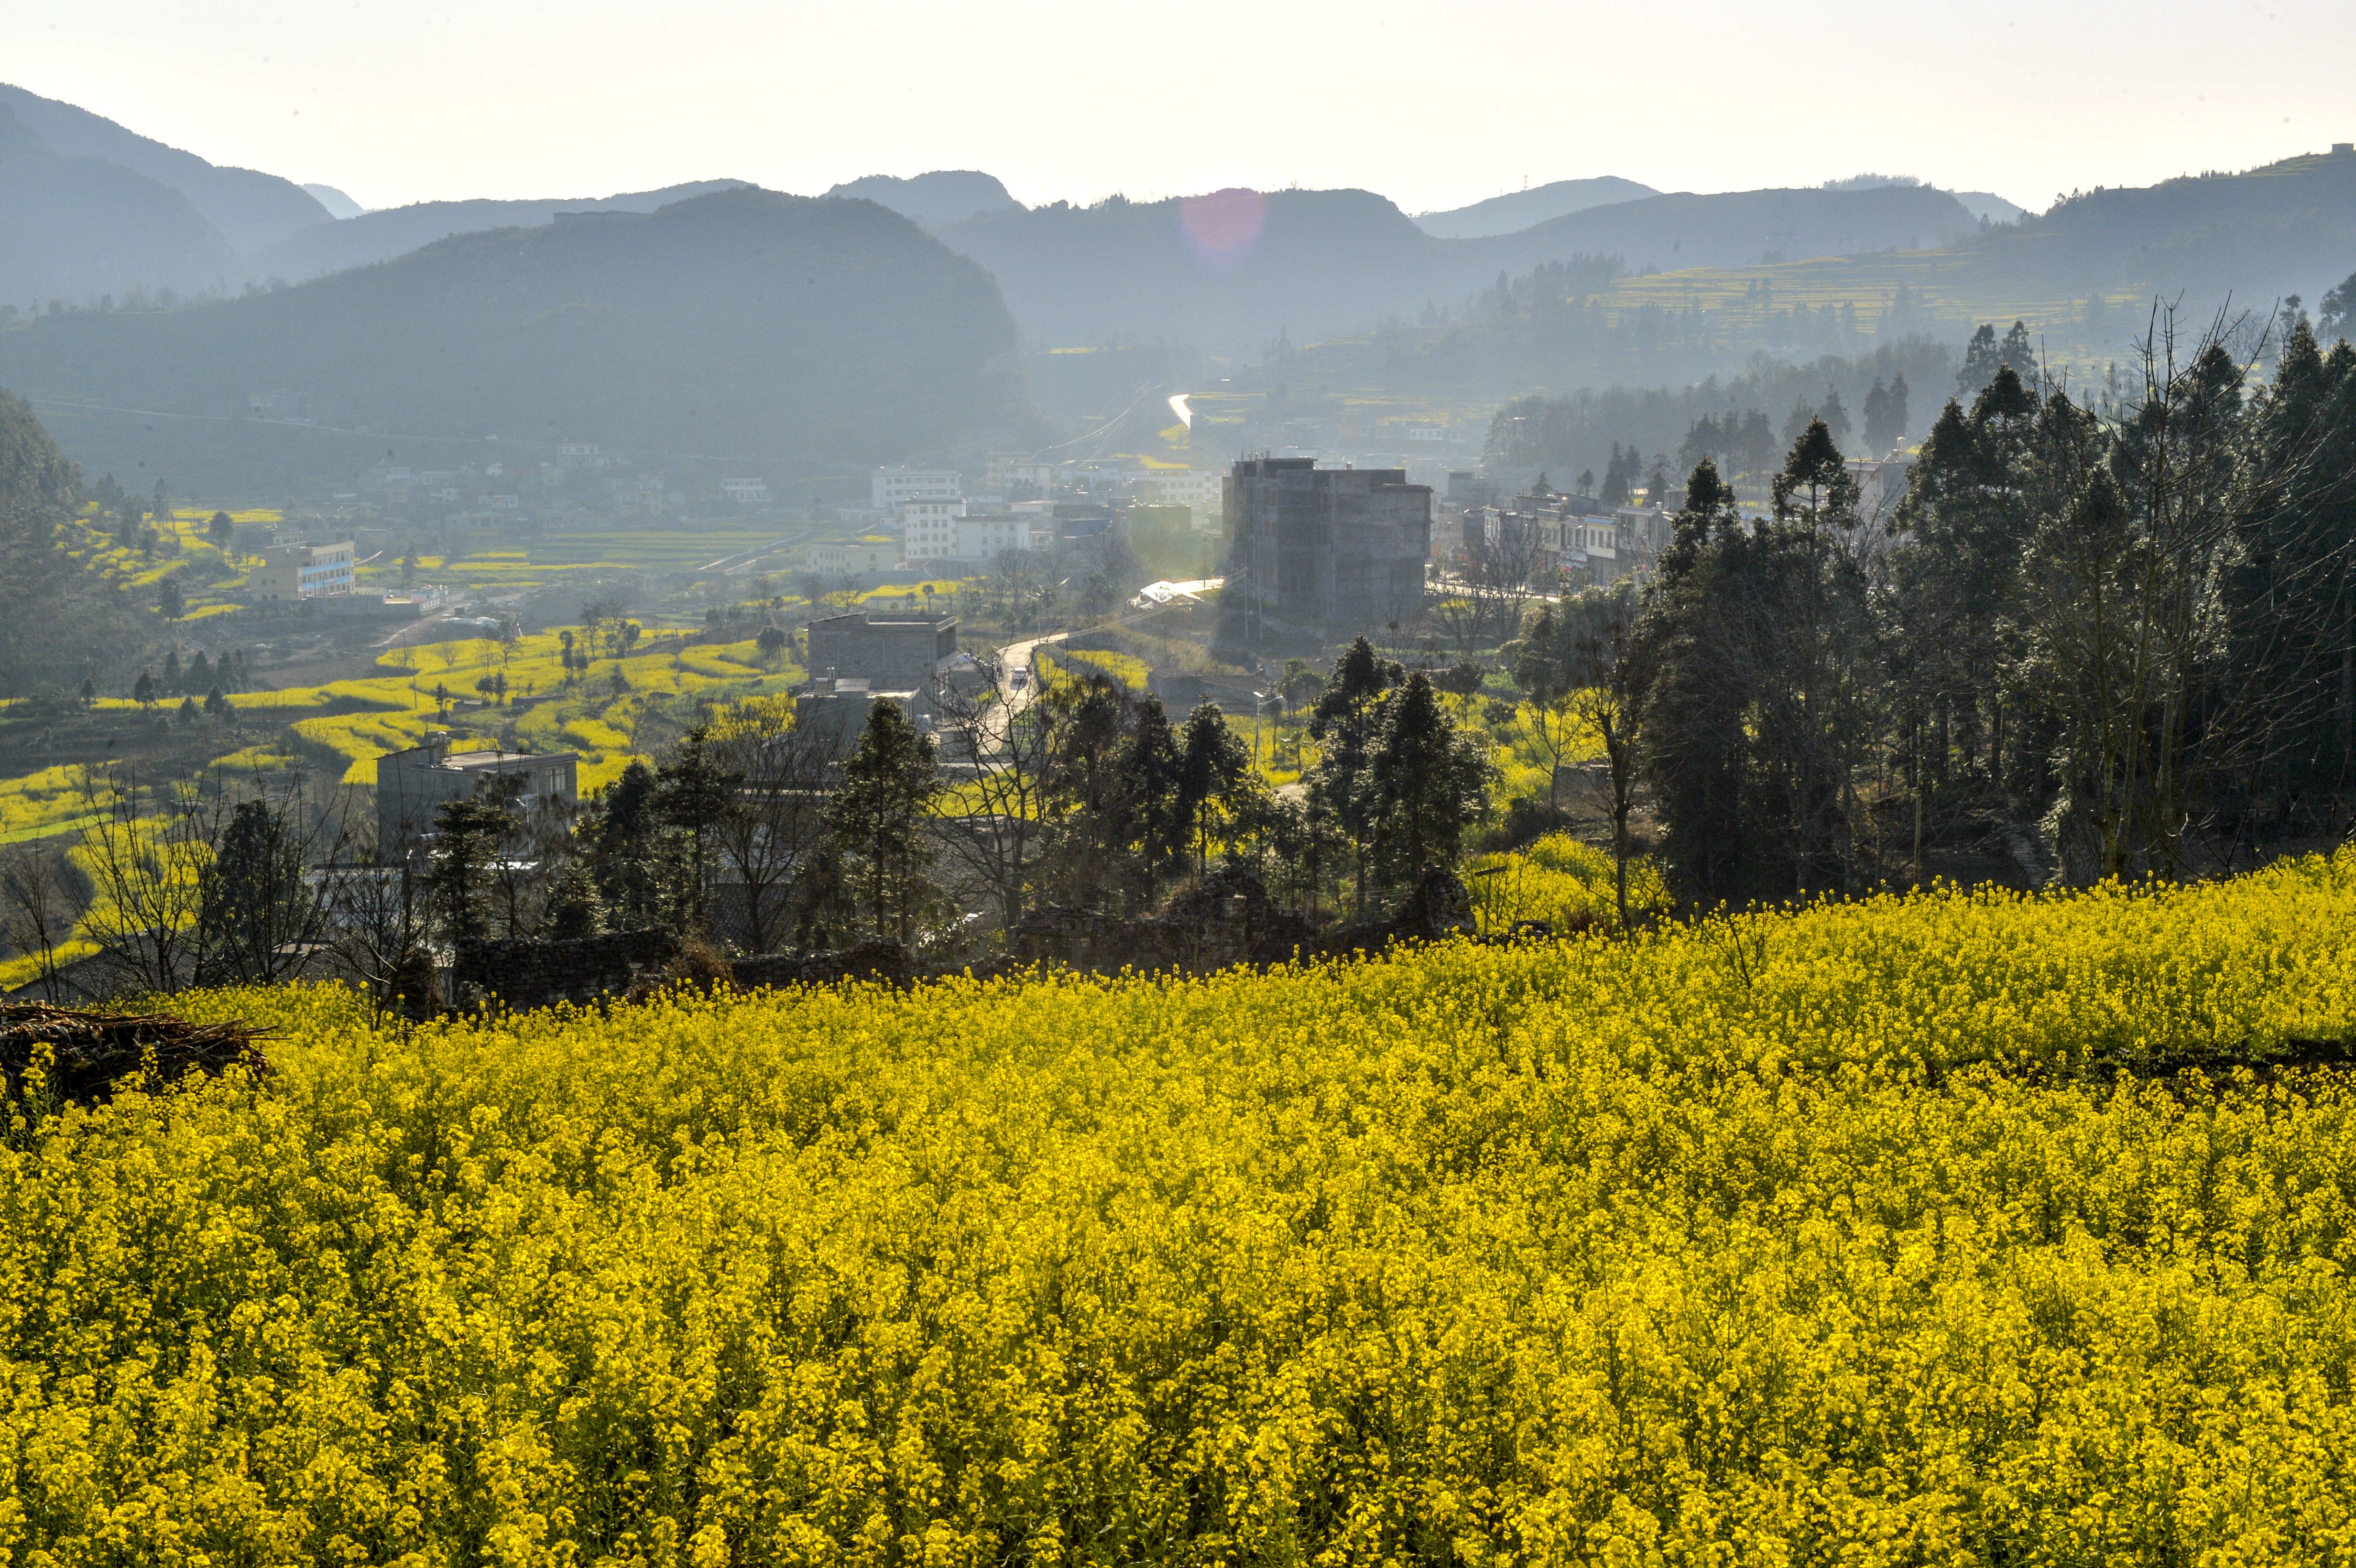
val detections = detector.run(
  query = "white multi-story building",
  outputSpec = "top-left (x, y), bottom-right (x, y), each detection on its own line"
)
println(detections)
top-left (1136, 468), bottom-right (1224, 522)
top-left (610, 476), bottom-right (669, 519)
top-left (248, 540), bottom-right (355, 601)
top-left (872, 467), bottom-right (962, 511)
top-left (720, 477), bottom-right (771, 506)
top-left (806, 537), bottom-right (900, 575)
top-left (901, 497), bottom-right (971, 560)
top-left (953, 515), bottom-right (1047, 561)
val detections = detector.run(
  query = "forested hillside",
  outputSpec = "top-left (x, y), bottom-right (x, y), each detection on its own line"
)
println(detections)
top-left (0, 392), bottom-right (138, 697)
top-left (1481, 338), bottom-right (1958, 477)
top-left (0, 187), bottom-right (1048, 488)
top-left (940, 182), bottom-right (1985, 355)
top-left (245, 179), bottom-right (750, 281)
top-left (1420, 150), bottom-right (2356, 396)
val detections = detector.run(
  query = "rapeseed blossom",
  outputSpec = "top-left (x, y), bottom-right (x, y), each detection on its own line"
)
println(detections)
top-left (5, 853), bottom-right (2356, 1565)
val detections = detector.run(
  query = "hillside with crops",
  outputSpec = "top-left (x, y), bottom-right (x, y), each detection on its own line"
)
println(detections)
top-left (7, 852), bottom-right (2356, 1563)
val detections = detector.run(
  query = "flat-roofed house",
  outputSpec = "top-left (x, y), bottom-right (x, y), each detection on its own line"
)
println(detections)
top-left (376, 735), bottom-right (580, 856)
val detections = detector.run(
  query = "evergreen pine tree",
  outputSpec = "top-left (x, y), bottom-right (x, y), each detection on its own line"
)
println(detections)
top-left (539, 862), bottom-right (605, 940)
top-left (1780, 396), bottom-right (1818, 451)
top-left (1862, 380), bottom-right (1893, 453)
top-left (1958, 323), bottom-right (2003, 397)
top-left (1174, 701), bottom-right (1254, 874)
top-left (1364, 674), bottom-right (1491, 894)
top-left (1998, 320), bottom-right (2038, 384)
top-left (1307, 636), bottom-right (1402, 912)
top-left (428, 795), bottom-right (508, 947)
top-left (1772, 419), bottom-right (1862, 529)
top-left (196, 799), bottom-right (310, 984)
top-left (654, 724), bottom-right (744, 929)
top-left (826, 700), bottom-right (939, 941)
top-left (587, 760), bottom-right (661, 926)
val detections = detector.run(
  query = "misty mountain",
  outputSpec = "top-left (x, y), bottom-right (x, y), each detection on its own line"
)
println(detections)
top-left (1414, 177), bottom-right (1660, 239)
top-left (0, 187), bottom-right (1045, 489)
top-left (1952, 191), bottom-right (2026, 225)
top-left (826, 171), bottom-right (1021, 229)
top-left (302, 183), bottom-right (366, 220)
top-left (0, 104), bottom-right (246, 307)
top-left (1980, 148), bottom-right (2356, 305)
top-left (937, 182), bottom-right (1985, 355)
top-left (1485, 184), bottom-right (1982, 276)
top-left (246, 180), bottom-right (753, 281)
top-left (0, 82), bottom-right (329, 253)
top-left (939, 188), bottom-right (1462, 356)
top-left (1331, 150), bottom-right (2356, 409)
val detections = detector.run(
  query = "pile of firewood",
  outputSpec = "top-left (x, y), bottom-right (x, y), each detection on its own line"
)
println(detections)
top-left (0, 1002), bottom-right (271, 1108)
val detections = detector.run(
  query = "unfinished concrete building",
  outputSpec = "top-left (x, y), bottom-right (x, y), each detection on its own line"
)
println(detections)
top-left (804, 610), bottom-right (959, 692)
top-left (794, 676), bottom-right (927, 758)
top-left (1225, 458), bottom-right (1431, 632)
top-left (376, 736), bottom-right (579, 856)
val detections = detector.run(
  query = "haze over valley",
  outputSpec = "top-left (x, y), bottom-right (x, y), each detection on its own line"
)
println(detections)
top-left (6, 77), bottom-right (2354, 501)
top-left (9, 5), bottom-right (2356, 1561)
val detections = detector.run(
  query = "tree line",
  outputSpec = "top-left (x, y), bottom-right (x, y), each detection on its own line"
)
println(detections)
top-left (1528, 308), bottom-right (2356, 906)
top-left (3, 640), bottom-right (1499, 1007)
top-left (1484, 338), bottom-right (1957, 490)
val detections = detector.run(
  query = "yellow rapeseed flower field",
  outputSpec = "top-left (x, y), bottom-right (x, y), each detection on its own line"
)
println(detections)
top-left (1465, 833), bottom-right (1675, 932)
top-left (7, 856), bottom-right (2356, 1565)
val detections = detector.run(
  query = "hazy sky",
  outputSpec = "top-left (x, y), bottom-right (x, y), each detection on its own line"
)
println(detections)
top-left (7, 0), bottom-right (2352, 215)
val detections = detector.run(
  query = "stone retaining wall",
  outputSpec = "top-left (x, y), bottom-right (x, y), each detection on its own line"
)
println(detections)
top-left (452, 928), bottom-right (672, 1011)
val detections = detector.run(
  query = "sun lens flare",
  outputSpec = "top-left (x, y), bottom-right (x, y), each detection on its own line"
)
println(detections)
top-left (1179, 186), bottom-right (1266, 272)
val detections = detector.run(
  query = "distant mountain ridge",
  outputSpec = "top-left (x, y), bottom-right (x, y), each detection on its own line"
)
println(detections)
top-left (1489, 184), bottom-right (1981, 274)
top-left (0, 186), bottom-right (1047, 490)
top-left (0, 104), bottom-right (246, 305)
top-left (0, 82), bottom-right (329, 252)
top-left (301, 183), bottom-right (367, 220)
top-left (1951, 191), bottom-right (2027, 224)
top-left (939, 187), bottom-right (1455, 355)
top-left (937, 181), bottom-right (1985, 354)
top-left (247, 180), bottom-right (754, 281)
top-left (1414, 177), bottom-right (1660, 239)
top-left (826, 171), bottom-right (1021, 228)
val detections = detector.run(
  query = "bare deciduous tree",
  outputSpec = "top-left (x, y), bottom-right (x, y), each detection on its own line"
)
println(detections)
top-left (1562, 621), bottom-right (1649, 929)
top-left (0, 844), bottom-right (79, 1002)
top-left (74, 768), bottom-right (214, 995)
top-left (709, 697), bottom-right (835, 954)
top-left (73, 763), bottom-right (354, 994)
top-left (927, 654), bottom-right (1063, 931)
